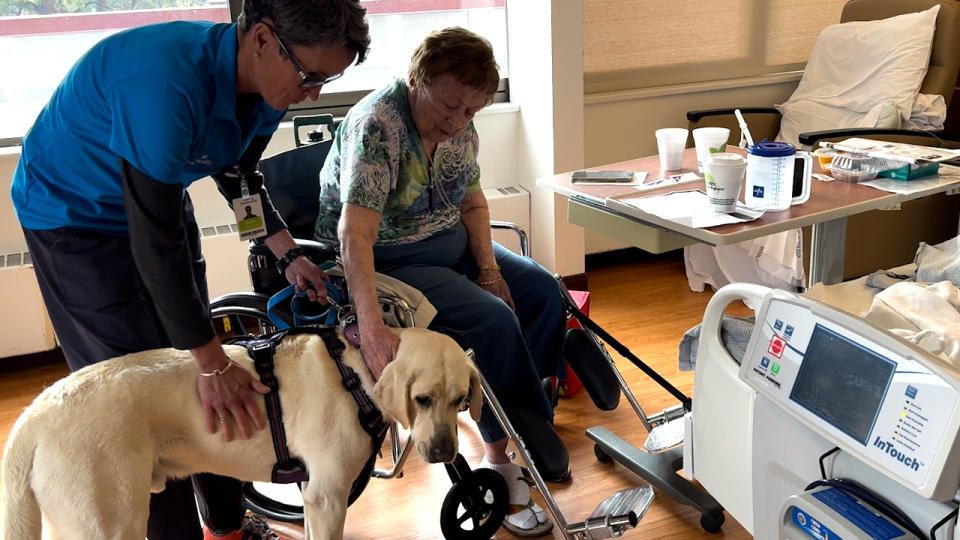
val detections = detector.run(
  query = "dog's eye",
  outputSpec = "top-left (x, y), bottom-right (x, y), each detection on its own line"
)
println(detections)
top-left (454, 394), bottom-right (468, 410)
top-left (415, 395), bottom-right (432, 408)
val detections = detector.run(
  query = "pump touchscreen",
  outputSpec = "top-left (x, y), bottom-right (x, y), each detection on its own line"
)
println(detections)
top-left (789, 324), bottom-right (896, 445)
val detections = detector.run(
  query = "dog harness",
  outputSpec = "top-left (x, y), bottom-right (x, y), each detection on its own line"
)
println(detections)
top-left (235, 326), bottom-right (389, 485)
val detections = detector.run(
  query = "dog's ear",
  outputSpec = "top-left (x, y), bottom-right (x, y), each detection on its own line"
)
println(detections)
top-left (373, 361), bottom-right (414, 429)
top-left (468, 365), bottom-right (483, 422)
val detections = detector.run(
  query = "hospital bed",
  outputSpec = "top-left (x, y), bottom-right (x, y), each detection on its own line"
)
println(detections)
top-left (685, 262), bottom-right (960, 539)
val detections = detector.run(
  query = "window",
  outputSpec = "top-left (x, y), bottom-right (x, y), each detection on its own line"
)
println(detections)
top-left (0, 0), bottom-right (508, 144)
top-left (583, 0), bottom-right (846, 93)
top-left (0, 3), bottom-right (231, 144)
top-left (277, 0), bottom-right (509, 118)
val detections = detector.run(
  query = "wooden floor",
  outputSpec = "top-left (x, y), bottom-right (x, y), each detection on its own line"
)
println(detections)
top-left (0, 251), bottom-right (754, 539)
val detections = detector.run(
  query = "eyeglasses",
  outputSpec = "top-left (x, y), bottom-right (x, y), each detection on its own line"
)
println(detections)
top-left (265, 24), bottom-right (342, 89)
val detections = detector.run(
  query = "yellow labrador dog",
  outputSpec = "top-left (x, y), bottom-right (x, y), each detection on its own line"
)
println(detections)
top-left (1, 327), bottom-right (481, 540)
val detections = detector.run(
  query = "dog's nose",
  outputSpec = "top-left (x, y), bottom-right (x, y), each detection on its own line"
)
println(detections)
top-left (428, 438), bottom-right (456, 463)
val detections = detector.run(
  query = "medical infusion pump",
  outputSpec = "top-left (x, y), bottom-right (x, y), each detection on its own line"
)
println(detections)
top-left (738, 289), bottom-right (960, 501)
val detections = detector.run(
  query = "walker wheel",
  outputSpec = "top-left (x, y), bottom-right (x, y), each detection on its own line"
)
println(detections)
top-left (594, 443), bottom-right (613, 463)
top-left (700, 511), bottom-right (725, 533)
top-left (439, 469), bottom-right (508, 540)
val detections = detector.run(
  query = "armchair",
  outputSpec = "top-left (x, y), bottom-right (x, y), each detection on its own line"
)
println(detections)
top-left (687, 0), bottom-right (960, 150)
top-left (686, 0), bottom-right (960, 281)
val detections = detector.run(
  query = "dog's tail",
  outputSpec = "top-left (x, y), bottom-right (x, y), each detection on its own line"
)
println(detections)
top-left (1, 415), bottom-right (42, 540)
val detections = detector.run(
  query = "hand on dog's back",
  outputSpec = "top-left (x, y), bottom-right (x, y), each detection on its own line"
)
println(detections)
top-left (192, 338), bottom-right (271, 442)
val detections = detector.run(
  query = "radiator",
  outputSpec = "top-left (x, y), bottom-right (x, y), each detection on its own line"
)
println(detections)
top-left (0, 252), bottom-right (57, 357)
top-left (0, 227), bottom-right (252, 359)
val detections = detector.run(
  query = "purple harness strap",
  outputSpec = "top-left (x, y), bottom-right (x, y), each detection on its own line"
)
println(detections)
top-left (316, 331), bottom-right (389, 445)
top-left (242, 327), bottom-right (387, 485)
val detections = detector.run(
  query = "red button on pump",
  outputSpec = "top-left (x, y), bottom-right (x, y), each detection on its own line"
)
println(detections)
top-left (768, 336), bottom-right (785, 358)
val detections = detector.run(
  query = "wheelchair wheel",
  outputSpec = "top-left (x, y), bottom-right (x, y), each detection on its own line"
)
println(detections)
top-left (439, 468), bottom-right (508, 540)
top-left (241, 482), bottom-right (304, 523)
top-left (210, 293), bottom-right (284, 340)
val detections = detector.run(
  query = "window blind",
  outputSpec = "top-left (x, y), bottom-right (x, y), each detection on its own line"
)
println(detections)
top-left (584, 0), bottom-right (845, 93)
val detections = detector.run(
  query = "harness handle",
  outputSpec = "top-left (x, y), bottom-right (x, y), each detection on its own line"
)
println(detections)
top-left (267, 281), bottom-right (343, 329)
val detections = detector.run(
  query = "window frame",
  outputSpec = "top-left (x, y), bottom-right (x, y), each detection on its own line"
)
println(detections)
top-left (0, 0), bottom-right (509, 146)
top-left (226, 0), bottom-right (509, 123)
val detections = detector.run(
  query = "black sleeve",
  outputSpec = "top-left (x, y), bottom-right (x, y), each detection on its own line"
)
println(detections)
top-left (121, 160), bottom-right (216, 350)
top-left (210, 134), bottom-right (286, 236)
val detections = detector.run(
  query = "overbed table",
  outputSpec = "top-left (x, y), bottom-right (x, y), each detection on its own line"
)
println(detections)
top-left (537, 147), bottom-right (960, 285)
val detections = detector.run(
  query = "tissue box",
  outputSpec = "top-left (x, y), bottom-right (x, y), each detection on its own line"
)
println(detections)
top-left (877, 160), bottom-right (940, 181)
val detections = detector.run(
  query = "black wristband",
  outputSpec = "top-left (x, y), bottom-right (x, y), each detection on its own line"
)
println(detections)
top-left (276, 247), bottom-right (306, 276)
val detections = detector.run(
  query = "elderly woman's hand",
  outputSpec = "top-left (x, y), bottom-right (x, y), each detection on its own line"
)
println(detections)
top-left (359, 321), bottom-right (399, 381)
top-left (477, 269), bottom-right (514, 310)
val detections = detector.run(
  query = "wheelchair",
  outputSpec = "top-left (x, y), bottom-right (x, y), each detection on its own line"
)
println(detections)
top-left (209, 115), bottom-right (711, 539)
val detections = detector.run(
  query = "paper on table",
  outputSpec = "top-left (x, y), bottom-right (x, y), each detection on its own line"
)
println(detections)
top-left (606, 190), bottom-right (764, 229)
top-left (860, 167), bottom-right (960, 195)
top-left (823, 138), bottom-right (959, 165)
top-left (636, 171), bottom-right (701, 191)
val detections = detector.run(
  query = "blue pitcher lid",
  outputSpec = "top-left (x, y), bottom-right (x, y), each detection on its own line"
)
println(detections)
top-left (748, 140), bottom-right (796, 157)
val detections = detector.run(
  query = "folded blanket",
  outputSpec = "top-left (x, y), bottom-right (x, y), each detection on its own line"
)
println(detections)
top-left (863, 281), bottom-right (960, 367)
top-left (677, 316), bottom-right (754, 371)
top-left (915, 236), bottom-right (960, 286)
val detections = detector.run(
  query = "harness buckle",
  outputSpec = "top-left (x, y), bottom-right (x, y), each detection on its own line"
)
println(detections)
top-left (342, 370), bottom-right (361, 391)
top-left (251, 342), bottom-right (279, 390)
top-left (272, 458), bottom-right (308, 484)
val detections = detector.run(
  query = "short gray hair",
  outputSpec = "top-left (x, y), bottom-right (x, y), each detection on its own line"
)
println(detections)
top-left (238, 0), bottom-right (371, 63)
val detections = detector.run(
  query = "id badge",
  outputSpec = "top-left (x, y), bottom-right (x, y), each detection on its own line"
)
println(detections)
top-left (232, 194), bottom-right (267, 240)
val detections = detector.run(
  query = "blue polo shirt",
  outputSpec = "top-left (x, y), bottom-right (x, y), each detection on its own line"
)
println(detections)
top-left (11, 21), bottom-right (285, 234)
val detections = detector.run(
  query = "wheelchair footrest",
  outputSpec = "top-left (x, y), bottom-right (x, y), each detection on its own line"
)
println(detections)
top-left (569, 486), bottom-right (654, 539)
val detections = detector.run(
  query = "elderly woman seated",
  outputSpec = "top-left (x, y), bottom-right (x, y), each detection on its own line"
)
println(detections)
top-left (313, 27), bottom-right (567, 537)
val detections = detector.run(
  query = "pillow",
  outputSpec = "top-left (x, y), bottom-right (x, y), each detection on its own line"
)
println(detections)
top-left (776, 5), bottom-right (940, 145)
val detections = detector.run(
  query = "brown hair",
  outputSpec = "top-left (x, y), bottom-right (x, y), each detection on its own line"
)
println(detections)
top-left (408, 27), bottom-right (499, 102)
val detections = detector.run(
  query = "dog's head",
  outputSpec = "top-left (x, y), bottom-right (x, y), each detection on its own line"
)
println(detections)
top-left (372, 328), bottom-right (482, 464)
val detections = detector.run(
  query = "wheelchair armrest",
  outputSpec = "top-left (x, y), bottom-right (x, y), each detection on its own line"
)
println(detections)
top-left (249, 238), bottom-right (335, 260)
top-left (685, 107), bottom-right (780, 124)
top-left (247, 239), bottom-right (336, 296)
top-left (798, 128), bottom-right (956, 149)
top-left (490, 221), bottom-right (529, 257)
top-left (685, 107), bottom-right (781, 143)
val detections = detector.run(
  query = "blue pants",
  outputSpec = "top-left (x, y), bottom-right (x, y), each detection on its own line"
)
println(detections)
top-left (22, 195), bottom-right (243, 540)
top-left (373, 223), bottom-right (566, 441)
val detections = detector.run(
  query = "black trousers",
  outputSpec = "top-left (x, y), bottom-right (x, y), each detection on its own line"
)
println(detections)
top-left (22, 195), bottom-right (245, 538)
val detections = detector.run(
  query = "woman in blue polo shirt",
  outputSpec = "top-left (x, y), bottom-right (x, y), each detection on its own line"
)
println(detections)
top-left (10, 0), bottom-right (369, 538)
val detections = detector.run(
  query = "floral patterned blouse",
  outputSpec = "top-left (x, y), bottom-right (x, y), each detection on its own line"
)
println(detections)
top-left (313, 78), bottom-right (482, 247)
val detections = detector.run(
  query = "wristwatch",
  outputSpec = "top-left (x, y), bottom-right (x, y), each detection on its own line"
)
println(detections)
top-left (276, 247), bottom-right (306, 276)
